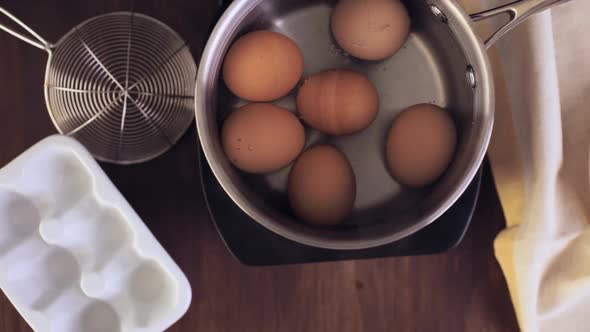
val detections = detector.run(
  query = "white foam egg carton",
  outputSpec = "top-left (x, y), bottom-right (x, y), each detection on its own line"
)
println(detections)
top-left (0, 135), bottom-right (191, 332)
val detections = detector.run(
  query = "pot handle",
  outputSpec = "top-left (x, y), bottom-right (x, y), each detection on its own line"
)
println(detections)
top-left (0, 6), bottom-right (51, 51)
top-left (470, 0), bottom-right (572, 49)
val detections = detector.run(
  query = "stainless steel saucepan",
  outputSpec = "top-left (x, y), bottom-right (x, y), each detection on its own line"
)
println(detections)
top-left (196, 0), bottom-right (570, 250)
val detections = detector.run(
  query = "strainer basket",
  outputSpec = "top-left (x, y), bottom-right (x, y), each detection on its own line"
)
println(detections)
top-left (0, 7), bottom-right (196, 164)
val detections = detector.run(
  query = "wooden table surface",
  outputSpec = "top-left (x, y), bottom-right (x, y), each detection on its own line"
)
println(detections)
top-left (0, 1), bottom-right (519, 331)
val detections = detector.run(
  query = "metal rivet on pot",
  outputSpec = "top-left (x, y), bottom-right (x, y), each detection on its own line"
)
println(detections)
top-left (429, 5), bottom-right (448, 23)
top-left (466, 66), bottom-right (476, 89)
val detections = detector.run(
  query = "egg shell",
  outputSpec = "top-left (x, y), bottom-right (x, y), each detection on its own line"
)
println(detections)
top-left (222, 103), bottom-right (306, 174)
top-left (386, 104), bottom-right (457, 187)
top-left (296, 69), bottom-right (379, 135)
top-left (288, 145), bottom-right (356, 226)
top-left (222, 30), bottom-right (304, 102)
top-left (331, 0), bottom-right (411, 61)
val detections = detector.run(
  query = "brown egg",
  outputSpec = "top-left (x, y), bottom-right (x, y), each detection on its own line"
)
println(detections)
top-left (222, 30), bottom-right (304, 102)
top-left (296, 69), bottom-right (379, 135)
top-left (222, 103), bottom-right (305, 173)
top-left (331, 0), bottom-right (411, 61)
top-left (386, 104), bottom-right (457, 187)
top-left (288, 145), bottom-right (356, 226)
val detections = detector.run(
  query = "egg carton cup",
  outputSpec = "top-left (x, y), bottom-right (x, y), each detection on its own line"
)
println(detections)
top-left (0, 135), bottom-right (191, 332)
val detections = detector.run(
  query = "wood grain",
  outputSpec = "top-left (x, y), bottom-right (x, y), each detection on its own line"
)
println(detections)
top-left (0, 1), bottom-right (519, 331)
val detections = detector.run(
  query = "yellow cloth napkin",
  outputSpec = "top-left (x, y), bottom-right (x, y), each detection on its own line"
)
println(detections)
top-left (459, 0), bottom-right (590, 331)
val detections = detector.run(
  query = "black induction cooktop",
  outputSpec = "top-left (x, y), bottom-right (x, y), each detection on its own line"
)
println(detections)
top-left (199, 149), bottom-right (482, 266)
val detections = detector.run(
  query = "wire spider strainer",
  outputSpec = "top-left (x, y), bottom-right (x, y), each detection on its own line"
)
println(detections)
top-left (0, 7), bottom-right (196, 164)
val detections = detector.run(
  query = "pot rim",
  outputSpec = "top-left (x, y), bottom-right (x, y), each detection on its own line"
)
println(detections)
top-left (195, 0), bottom-right (494, 250)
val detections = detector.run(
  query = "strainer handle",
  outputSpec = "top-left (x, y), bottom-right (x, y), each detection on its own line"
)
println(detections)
top-left (0, 6), bottom-right (50, 51)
